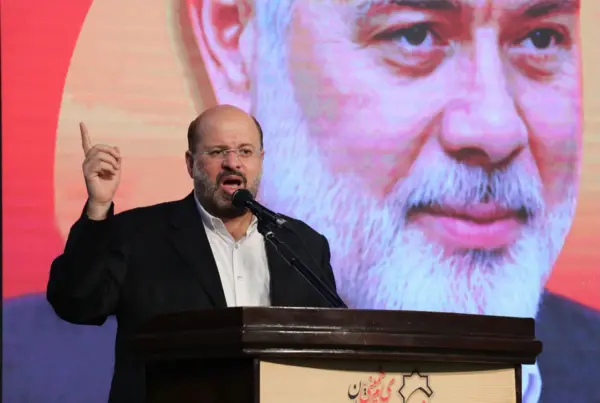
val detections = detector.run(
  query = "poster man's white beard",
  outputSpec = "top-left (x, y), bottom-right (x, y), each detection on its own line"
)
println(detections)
top-left (252, 40), bottom-right (575, 319)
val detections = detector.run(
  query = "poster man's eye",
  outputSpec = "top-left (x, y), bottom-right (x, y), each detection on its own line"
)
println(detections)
top-left (377, 23), bottom-right (441, 49)
top-left (521, 28), bottom-right (565, 50)
top-left (398, 24), bottom-right (432, 46)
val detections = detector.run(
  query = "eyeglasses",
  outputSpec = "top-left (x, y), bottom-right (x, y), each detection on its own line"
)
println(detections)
top-left (198, 147), bottom-right (260, 160)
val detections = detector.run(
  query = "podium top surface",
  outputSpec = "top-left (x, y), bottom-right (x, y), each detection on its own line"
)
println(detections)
top-left (134, 307), bottom-right (541, 365)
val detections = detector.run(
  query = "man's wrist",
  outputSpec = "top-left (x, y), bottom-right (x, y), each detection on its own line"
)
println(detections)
top-left (86, 200), bottom-right (113, 221)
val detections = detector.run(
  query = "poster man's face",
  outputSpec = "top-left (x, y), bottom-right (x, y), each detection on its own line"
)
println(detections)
top-left (197, 0), bottom-right (582, 316)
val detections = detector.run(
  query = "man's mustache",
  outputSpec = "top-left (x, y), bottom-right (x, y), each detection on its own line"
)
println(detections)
top-left (398, 162), bottom-right (545, 220)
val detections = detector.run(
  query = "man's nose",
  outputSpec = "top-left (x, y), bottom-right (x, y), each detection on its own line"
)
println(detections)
top-left (221, 150), bottom-right (242, 169)
top-left (439, 32), bottom-right (527, 170)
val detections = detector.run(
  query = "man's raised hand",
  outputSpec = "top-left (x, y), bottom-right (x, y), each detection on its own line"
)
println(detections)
top-left (80, 122), bottom-right (122, 220)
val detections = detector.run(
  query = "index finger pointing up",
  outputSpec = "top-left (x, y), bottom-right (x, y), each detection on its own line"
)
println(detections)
top-left (80, 122), bottom-right (92, 154)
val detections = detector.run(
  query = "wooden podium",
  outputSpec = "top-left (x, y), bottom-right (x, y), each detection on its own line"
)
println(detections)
top-left (133, 307), bottom-right (541, 403)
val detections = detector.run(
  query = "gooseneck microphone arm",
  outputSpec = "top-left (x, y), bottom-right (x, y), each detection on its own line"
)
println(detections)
top-left (231, 189), bottom-right (347, 309)
top-left (258, 219), bottom-right (347, 309)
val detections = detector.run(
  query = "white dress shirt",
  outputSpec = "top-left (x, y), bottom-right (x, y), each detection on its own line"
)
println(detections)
top-left (522, 363), bottom-right (542, 403)
top-left (195, 196), bottom-right (271, 307)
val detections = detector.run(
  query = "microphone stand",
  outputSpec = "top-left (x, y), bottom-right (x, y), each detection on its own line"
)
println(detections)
top-left (257, 219), bottom-right (347, 309)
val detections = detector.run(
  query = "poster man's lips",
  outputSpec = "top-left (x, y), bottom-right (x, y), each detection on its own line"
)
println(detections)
top-left (410, 203), bottom-right (524, 249)
top-left (424, 203), bottom-right (520, 223)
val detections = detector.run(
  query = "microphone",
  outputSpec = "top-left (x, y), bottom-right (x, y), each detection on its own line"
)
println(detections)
top-left (230, 188), bottom-right (346, 309)
top-left (231, 189), bottom-right (287, 228)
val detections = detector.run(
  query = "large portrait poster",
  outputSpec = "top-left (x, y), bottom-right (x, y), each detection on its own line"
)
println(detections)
top-left (2, 1), bottom-right (599, 402)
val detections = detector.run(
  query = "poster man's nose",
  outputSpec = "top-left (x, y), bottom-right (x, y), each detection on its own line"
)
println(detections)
top-left (439, 30), bottom-right (527, 169)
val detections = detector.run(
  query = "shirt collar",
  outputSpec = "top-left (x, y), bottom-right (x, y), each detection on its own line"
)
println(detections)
top-left (193, 193), bottom-right (258, 235)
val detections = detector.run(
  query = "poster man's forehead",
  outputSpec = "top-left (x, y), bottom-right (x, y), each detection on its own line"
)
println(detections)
top-left (349, 0), bottom-right (580, 15)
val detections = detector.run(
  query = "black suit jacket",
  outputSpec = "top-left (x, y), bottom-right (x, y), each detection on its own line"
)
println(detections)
top-left (536, 292), bottom-right (600, 402)
top-left (46, 192), bottom-right (340, 403)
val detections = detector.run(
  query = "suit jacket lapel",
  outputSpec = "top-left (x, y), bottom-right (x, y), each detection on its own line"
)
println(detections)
top-left (168, 192), bottom-right (227, 308)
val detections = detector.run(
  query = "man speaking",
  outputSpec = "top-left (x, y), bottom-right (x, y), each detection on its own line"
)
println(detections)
top-left (46, 104), bottom-right (341, 403)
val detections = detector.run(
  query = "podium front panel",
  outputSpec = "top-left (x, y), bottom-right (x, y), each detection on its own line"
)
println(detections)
top-left (259, 359), bottom-right (520, 403)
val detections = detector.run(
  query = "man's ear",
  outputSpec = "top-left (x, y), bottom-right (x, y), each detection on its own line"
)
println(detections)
top-left (185, 0), bottom-right (255, 112)
top-left (185, 150), bottom-right (195, 178)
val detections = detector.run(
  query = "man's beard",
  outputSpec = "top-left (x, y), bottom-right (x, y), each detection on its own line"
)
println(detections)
top-left (250, 30), bottom-right (576, 319)
top-left (193, 164), bottom-right (262, 219)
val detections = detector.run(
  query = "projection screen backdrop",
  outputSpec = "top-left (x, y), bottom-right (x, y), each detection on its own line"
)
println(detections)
top-left (2, 1), bottom-right (599, 402)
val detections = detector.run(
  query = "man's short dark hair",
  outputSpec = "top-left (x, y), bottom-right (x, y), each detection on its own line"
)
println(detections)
top-left (187, 115), bottom-right (264, 153)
